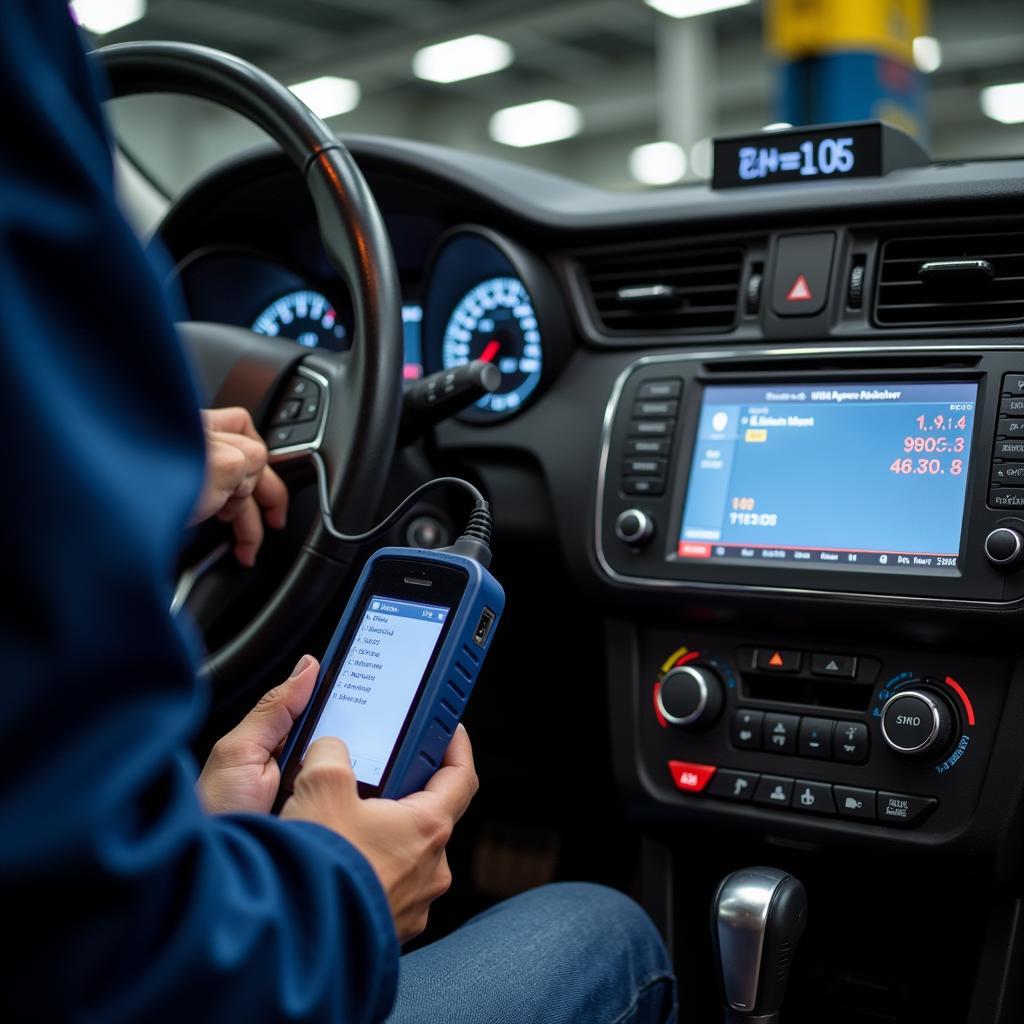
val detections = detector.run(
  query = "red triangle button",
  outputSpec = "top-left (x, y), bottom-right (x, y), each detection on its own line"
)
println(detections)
top-left (769, 651), bottom-right (785, 667)
top-left (785, 274), bottom-right (813, 302)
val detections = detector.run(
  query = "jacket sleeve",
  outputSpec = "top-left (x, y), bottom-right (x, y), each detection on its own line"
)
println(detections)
top-left (0, 4), bottom-right (398, 1020)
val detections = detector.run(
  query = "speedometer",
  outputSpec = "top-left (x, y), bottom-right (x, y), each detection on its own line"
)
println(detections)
top-left (441, 276), bottom-right (542, 419)
top-left (251, 290), bottom-right (348, 350)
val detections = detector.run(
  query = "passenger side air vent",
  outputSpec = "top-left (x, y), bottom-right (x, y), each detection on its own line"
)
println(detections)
top-left (876, 231), bottom-right (1024, 326)
top-left (578, 242), bottom-right (744, 334)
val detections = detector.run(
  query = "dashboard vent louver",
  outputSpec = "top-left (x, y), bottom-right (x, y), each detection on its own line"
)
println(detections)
top-left (578, 242), bottom-right (744, 334)
top-left (876, 231), bottom-right (1024, 326)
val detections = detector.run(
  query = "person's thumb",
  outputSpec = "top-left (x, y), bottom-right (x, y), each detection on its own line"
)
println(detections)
top-left (236, 655), bottom-right (320, 757)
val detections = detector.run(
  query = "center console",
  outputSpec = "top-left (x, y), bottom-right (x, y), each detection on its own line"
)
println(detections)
top-left (595, 345), bottom-right (1024, 853)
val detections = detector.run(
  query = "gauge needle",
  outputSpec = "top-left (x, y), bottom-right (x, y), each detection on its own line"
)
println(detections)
top-left (479, 339), bottom-right (501, 363)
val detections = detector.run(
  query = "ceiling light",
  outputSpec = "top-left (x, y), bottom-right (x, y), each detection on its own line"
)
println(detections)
top-left (489, 99), bottom-right (581, 148)
top-left (413, 34), bottom-right (513, 84)
top-left (630, 142), bottom-right (687, 185)
top-left (690, 137), bottom-right (713, 179)
top-left (913, 36), bottom-right (942, 74)
top-left (981, 83), bottom-right (1024, 124)
top-left (762, 122), bottom-right (793, 132)
top-left (644, 0), bottom-right (751, 19)
top-left (71, 0), bottom-right (146, 34)
top-left (288, 76), bottom-right (361, 119)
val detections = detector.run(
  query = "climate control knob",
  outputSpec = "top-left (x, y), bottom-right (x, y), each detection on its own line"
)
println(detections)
top-left (657, 664), bottom-right (725, 729)
top-left (615, 508), bottom-right (654, 546)
top-left (880, 688), bottom-right (955, 759)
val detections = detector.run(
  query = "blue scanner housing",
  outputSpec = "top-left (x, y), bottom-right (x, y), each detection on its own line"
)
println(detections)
top-left (277, 546), bottom-right (504, 800)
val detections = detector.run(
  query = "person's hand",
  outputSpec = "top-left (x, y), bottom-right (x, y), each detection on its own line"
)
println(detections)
top-left (280, 723), bottom-right (479, 944)
top-left (197, 655), bottom-right (320, 815)
top-left (192, 406), bottom-right (289, 567)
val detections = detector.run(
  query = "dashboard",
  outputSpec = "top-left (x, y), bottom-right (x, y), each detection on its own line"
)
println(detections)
top-left (158, 134), bottom-right (1024, 1019)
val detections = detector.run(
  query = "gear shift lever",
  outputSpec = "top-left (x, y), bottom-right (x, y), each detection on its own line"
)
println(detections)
top-left (711, 867), bottom-right (807, 1024)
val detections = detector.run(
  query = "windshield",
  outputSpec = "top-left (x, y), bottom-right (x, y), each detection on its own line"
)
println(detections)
top-left (81, 0), bottom-right (1024, 197)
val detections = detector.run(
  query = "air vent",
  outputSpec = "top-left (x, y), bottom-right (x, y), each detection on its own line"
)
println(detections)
top-left (578, 242), bottom-right (744, 334)
top-left (876, 231), bottom-right (1024, 326)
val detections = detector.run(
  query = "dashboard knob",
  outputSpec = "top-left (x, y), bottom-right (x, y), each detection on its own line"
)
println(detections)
top-left (657, 664), bottom-right (725, 729)
top-left (615, 508), bottom-right (654, 546)
top-left (984, 527), bottom-right (1024, 568)
top-left (880, 688), bottom-right (955, 759)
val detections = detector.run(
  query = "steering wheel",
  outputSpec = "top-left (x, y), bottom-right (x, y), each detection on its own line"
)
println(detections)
top-left (96, 42), bottom-right (403, 704)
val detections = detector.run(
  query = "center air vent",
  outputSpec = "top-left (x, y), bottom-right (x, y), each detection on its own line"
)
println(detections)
top-left (876, 231), bottom-right (1024, 326)
top-left (578, 242), bottom-right (744, 334)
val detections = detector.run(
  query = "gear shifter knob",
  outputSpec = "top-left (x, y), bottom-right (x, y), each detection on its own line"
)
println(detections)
top-left (711, 867), bottom-right (807, 1023)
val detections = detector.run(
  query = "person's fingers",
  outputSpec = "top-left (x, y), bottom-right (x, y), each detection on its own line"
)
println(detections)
top-left (218, 495), bottom-right (264, 567)
top-left (202, 407), bottom-right (262, 443)
top-left (233, 656), bottom-right (320, 757)
top-left (208, 430), bottom-right (267, 488)
top-left (253, 463), bottom-right (289, 531)
top-left (405, 724), bottom-right (478, 824)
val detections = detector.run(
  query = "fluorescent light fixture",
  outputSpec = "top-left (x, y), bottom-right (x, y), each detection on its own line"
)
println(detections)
top-left (288, 76), bottom-right (361, 119)
top-left (644, 0), bottom-right (751, 19)
top-left (413, 34), bottom-right (513, 84)
top-left (690, 137), bottom-right (713, 179)
top-left (489, 99), bottom-right (581, 148)
top-left (630, 141), bottom-right (687, 185)
top-left (762, 122), bottom-right (793, 132)
top-left (981, 82), bottom-right (1024, 124)
top-left (913, 36), bottom-right (942, 74)
top-left (71, 0), bottom-right (146, 34)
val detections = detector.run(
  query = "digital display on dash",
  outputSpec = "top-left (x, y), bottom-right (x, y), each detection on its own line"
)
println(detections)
top-left (712, 124), bottom-right (884, 189)
top-left (677, 381), bottom-right (978, 574)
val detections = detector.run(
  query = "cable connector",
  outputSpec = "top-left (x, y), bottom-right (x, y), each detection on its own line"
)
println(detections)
top-left (310, 450), bottom-right (493, 565)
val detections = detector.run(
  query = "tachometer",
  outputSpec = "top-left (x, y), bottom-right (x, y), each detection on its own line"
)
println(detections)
top-left (441, 276), bottom-right (542, 419)
top-left (251, 290), bottom-right (348, 350)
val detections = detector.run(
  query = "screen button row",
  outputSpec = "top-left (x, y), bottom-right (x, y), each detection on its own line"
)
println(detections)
top-left (990, 374), bottom-right (1024, 504)
top-left (731, 708), bottom-right (869, 763)
top-left (667, 762), bottom-right (937, 827)
top-left (622, 379), bottom-right (683, 497)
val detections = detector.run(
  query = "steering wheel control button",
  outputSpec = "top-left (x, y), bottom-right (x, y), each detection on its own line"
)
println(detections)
top-left (667, 760), bottom-right (716, 793)
top-left (792, 780), bottom-right (836, 816)
top-left (708, 769), bottom-right (761, 802)
top-left (771, 232), bottom-right (835, 317)
top-left (798, 717), bottom-right (834, 759)
top-left (731, 708), bottom-right (765, 750)
top-left (834, 786), bottom-right (877, 820)
top-left (753, 775), bottom-right (794, 808)
top-left (637, 379), bottom-right (682, 400)
top-left (615, 509), bottom-right (654, 546)
top-left (297, 395), bottom-right (321, 422)
top-left (270, 426), bottom-right (293, 446)
top-left (763, 712), bottom-right (799, 753)
top-left (285, 378), bottom-right (312, 398)
top-left (754, 648), bottom-right (802, 673)
top-left (810, 653), bottom-right (858, 678)
top-left (657, 665), bottom-right (724, 728)
top-left (833, 721), bottom-right (870, 763)
top-left (273, 399), bottom-right (302, 423)
top-left (877, 792), bottom-right (939, 828)
top-left (880, 690), bottom-right (953, 758)
top-left (984, 527), bottom-right (1024, 567)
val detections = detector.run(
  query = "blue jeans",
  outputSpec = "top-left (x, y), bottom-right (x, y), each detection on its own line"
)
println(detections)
top-left (384, 882), bottom-right (677, 1024)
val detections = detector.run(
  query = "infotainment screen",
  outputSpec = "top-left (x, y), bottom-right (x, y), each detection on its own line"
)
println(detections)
top-left (677, 381), bottom-right (978, 574)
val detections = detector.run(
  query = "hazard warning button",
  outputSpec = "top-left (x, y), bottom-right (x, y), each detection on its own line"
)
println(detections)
top-left (753, 648), bottom-right (802, 673)
top-left (771, 231), bottom-right (835, 317)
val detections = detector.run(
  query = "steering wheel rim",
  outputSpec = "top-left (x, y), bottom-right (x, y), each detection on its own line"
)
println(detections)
top-left (95, 41), bottom-right (404, 701)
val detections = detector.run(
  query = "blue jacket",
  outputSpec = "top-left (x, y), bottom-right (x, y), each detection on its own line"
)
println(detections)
top-left (1, 3), bottom-right (398, 1019)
